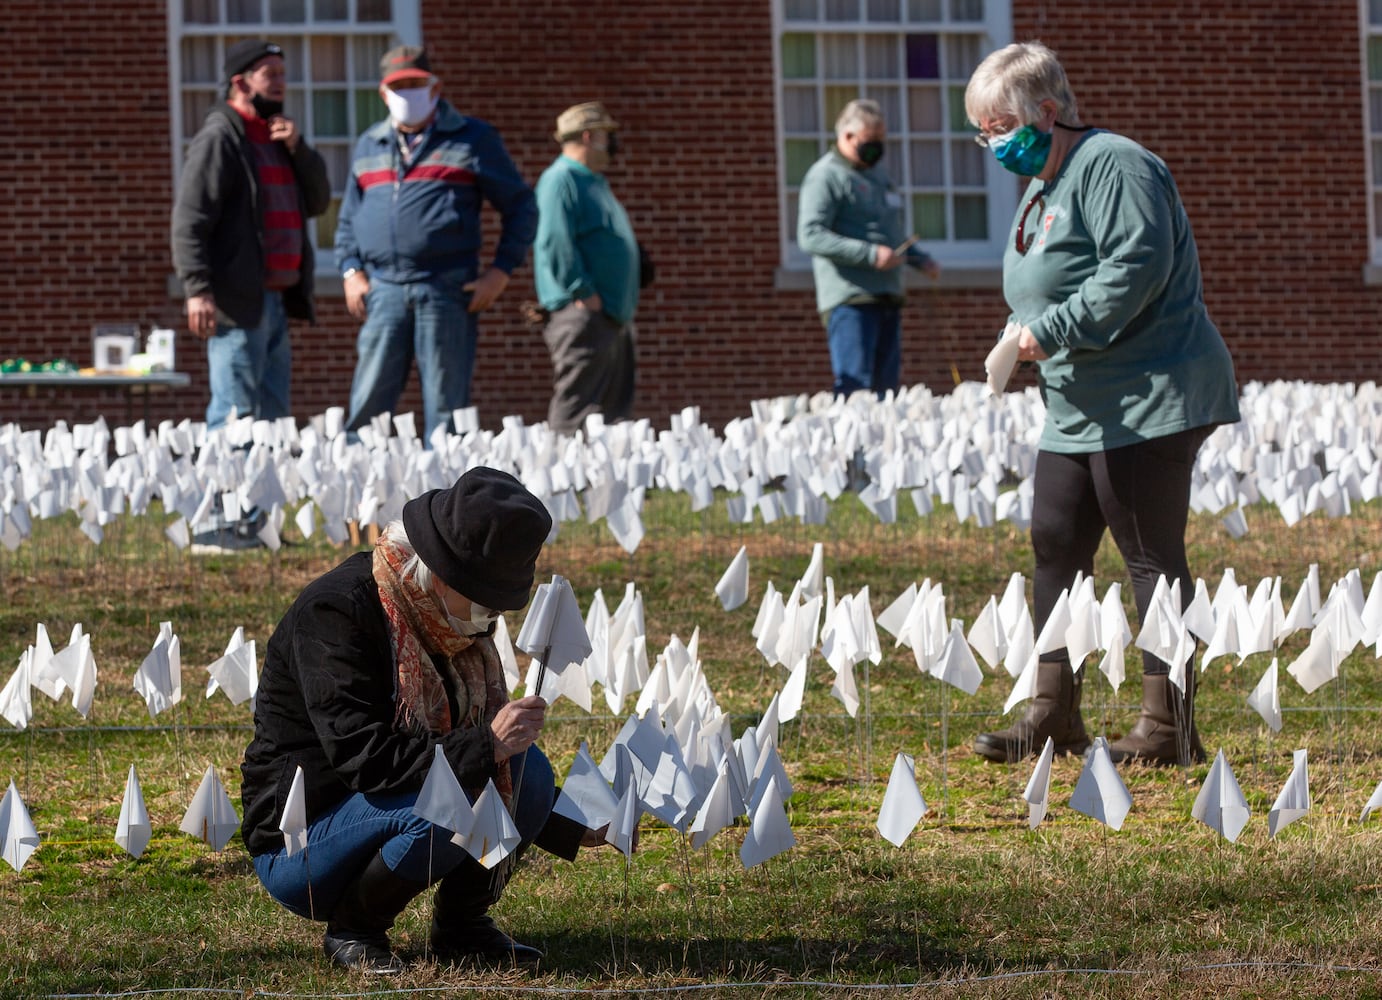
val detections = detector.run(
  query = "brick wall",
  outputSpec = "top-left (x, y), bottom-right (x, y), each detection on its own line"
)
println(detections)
top-left (0, 1), bottom-right (1377, 433)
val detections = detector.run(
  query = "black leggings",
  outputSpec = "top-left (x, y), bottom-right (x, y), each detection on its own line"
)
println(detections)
top-left (1030, 427), bottom-right (1211, 676)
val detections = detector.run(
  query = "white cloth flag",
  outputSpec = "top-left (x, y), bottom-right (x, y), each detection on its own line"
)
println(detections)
top-left (777, 656), bottom-right (808, 724)
top-left (205, 627), bottom-right (258, 706)
top-left (1285, 627), bottom-right (1338, 695)
top-left (1069, 737), bottom-right (1133, 831)
top-left (689, 759), bottom-right (738, 849)
top-left (1192, 749), bottom-right (1251, 843)
top-left (1246, 658), bottom-right (1283, 732)
top-left (1023, 737), bottom-right (1056, 830)
top-left (967, 596), bottom-right (1007, 671)
top-left (876, 752), bottom-right (927, 847)
top-left (37, 624), bottom-right (97, 718)
top-left (1003, 652), bottom-right (1040, 715)
top-left (180, 765), bottom-right (240, 851)
top-left (1269, 749), bottom-right (1310, 838)
top-left (133, 621), bottom-right (182, 720)
top-left (931, 620), bottom-right (984, 695)
top-left (0, 648), bottom-right (33, 730)
top-left (605, 783), bottom-right (641, 858)
top-left (115, 765), bottom-right (152, 859)
top-left (414, 744), bottom-right (475, 837)
top-left (740, 777), bottom-right (795, 869)
top-left (517, 575), bottom-right (593, 707)
top-left (553, 741), bottom-right (620, 830)
top-left (278, 765), bottom-right (309, 856)
top-left (1, 779), bottom-right (41, 872)
top-left (458, 779), bottom-right (521, 869)
top-left (715, 546), bottom-right (750, 611)
top-left (1360, 779), bottom-right (1382, 822)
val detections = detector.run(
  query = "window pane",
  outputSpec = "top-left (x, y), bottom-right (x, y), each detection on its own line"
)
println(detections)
top-left (784, 0), bottom-right (818, 19)
top-left (1371, 38), bottom-right (1382, 81)
top-left (945, 84), bottom-right (969, 130)
top-left (782, 33), bottom-right (816, 78)
top-left (906, 34), bottom-right (939, 79)
top-left (269, 0), bottom-right (305, 22)
top-left (908, 84), bottom-right (942, 131)
top-left (282, 91), bottom-right (306, 122)
top-left (783, 86), bottom-right (820, 132)
top-left (787, 192), bottom-right (801, 236)
top-left (866, 0), bottom-right (900, 21)
top-left (311, 36), bottom-right (347, 82)
top-left (823, 35), bottom-right (858, 79)
top-left (1372, 0), bottom-right (1382, 25)
top-left (314, 0), bottom-right (347, 18)
top-left (945, 34), bottom-right (983, 81)
top-left (949, 0), bottom-right (983, 21)
top-left (913, 192), bottom-right (946, 239)
top-left (824, 86), bottom-right (859, 127)
top-left (227, 0), bottom-right (262, 22)
top-left (183, 0), bottom-right (218, 23)
top-left (864, 35), bottom-right (899, 78)
top-left (353, 36), bottom-right (393, 82)
top-left (864, 85), bottom-right (900, 125)
top-left (910, 139), bottom-right (943, 186)
top-left (1373, 140), bottom-right (1382, 184)
top-left (182, 89), bottom-right (217, 135)
top-left (317, 197), bottom-right (342, 250)
top-left (950, 138), bottom-right (984, 185)
top-left (181, 37), bottom-right (219, 84)
top-left (785, 139), bottom-right (820, 185)
top-left (355, 87), bottom-right (382, 131)
top-left (357, 0), bottom-right (392, 21)
top-left (954, 194), bottom-right (986, 239)
top-left (278, 37), bottom-right (305, 82)
top-left (824, 0), bottom-right (858, 20)
top-left (908, 0), bottom-right (941, 22)
top-left (313, 90), bottom-right (349, 136)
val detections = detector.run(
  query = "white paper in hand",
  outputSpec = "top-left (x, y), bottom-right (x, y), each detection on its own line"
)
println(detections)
top-left (984, 322), bottom-right (1022, 395)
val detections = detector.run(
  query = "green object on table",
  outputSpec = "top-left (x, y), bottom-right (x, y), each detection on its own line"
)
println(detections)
top-left (1, 358), bottom-right (33, 373)
top-left (36, 359), bottom-right (78, 373)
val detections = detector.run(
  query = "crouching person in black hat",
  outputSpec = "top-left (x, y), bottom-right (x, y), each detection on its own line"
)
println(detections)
top-left (240, 467), bottom-right (613, 974)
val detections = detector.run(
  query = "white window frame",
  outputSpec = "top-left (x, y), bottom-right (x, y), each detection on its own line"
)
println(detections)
top-left (772, 0), bottom-right (1013, 272)
top-left (1364, 0), bottom-right (1382, 266)
top-left (166, 0), bottom-right (421, 277)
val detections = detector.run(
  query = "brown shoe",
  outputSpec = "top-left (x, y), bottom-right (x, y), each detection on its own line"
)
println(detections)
top-left (1108, 672), bottom-right (1205, 766)
top-left (974, 660), bottom-right (1091, 763)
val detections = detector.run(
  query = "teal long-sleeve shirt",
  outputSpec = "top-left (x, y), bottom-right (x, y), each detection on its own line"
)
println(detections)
top-left (1003, 130), bottom-right (1239, 453)
top-left (533, 155), bottom-right (639, 325)
top-left (797, 149), bottom-right (933, 314)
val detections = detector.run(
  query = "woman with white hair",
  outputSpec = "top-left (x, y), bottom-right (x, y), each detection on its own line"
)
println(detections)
top-left (965, 42), bottom-right (1239, 768)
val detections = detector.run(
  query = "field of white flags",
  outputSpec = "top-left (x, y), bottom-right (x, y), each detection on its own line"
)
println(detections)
top-left (3, 378), bottom-right (1382, 998)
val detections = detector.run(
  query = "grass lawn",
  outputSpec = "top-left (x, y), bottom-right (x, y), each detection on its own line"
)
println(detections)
top-left (2, 493), bottom-right (1381, 999)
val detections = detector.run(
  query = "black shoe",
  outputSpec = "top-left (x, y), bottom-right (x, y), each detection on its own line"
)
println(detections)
top-left (430, 915), bottom-right (543, 965)
top-left (323, 930), bottom-right (405, 974)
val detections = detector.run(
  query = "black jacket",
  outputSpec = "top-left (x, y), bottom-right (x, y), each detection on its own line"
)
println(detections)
top-left (240, 551), bottom-right (582, 859)
top-left (171, 105), bottom-right (331, 328)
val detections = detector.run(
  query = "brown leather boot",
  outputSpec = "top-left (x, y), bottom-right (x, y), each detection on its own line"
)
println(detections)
top-left (974, 660), bottom-right (1090, 763)
top-left (1108, 672), bottom-right (1206, 766)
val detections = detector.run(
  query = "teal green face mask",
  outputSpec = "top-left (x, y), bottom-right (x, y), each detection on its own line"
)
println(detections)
top-left (990, 123), bottom-right (1052, 176)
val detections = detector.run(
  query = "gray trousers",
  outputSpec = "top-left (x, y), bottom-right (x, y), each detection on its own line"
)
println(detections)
top-left (542, 303), bottom-right (635, 434)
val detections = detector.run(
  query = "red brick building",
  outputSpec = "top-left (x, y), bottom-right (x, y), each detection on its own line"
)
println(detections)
top-left (2, 1), bottom-right (1378, 432)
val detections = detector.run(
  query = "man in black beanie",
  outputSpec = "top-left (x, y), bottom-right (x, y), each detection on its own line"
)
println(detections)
top-left (172, 39), bottom-right (329, 552)
top-left (241, 467), bottom-right (614, 973)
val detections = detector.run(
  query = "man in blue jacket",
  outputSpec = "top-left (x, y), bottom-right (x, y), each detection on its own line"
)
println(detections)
top-left (334, 46), bottom-right (537, 442)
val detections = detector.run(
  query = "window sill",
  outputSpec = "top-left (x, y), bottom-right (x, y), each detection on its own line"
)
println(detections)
top-left (774, 265), bottom-right (1004, 292)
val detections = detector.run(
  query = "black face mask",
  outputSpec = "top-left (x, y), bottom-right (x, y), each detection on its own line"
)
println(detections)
top-left (250, 94), bottom-right (284, 119)
top-left (857, 140), bottom-right (884, 167)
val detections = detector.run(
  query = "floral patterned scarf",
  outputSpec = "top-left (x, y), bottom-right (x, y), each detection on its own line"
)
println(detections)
top-left (372, 534), bottom-right (513, 804)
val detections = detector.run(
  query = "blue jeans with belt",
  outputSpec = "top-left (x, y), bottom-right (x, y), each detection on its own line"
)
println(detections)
top-left (252, 747), bottom-right (555, 921)
top-left (205, 290), bottom-right (290, 430)
top-left (344, 271), bottom-right (477, 442)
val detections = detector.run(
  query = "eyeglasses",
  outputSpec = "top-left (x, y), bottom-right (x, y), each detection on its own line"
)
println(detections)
top-left (1015, 189), bottom-right (1045, 256)
top-left (974, 123), bottom-right (1019, 148)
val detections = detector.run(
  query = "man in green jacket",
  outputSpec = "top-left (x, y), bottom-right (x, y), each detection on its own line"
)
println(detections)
top-left (797, 98), bottom-right (939, 397)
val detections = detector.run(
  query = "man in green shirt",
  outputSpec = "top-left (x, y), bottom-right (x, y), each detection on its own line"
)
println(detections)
top-left (797, 98), bottom-right (939, 397)
top-left (532, 102), bottom-right (642, 434)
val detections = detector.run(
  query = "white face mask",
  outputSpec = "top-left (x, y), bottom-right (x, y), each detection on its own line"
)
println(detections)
top-left (384, 85), bottom-right (438, 128)
top-left (446, 601), bottom-right (501, 637)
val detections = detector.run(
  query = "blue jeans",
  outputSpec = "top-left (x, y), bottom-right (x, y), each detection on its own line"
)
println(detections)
top-left (345, 272), bottom-right (477, 442)
top-left (205, 290), bottom-right (290, 430)
top-left (252, 747), bottom-right (555, 922)
top-left (826, 302), bottom-right (902, 397)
